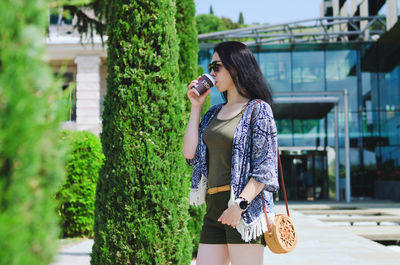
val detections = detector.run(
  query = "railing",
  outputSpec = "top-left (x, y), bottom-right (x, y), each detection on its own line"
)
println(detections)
top-left (198, 16), bottom-right (387, 46)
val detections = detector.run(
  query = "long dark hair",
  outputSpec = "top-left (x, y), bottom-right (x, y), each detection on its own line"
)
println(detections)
top-left (214, 41), bottom-right (273, 106)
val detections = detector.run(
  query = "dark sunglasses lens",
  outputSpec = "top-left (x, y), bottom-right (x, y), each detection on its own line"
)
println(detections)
top-left (208, 61), bottom-right (219, 73)
top-left (214, 63), bottom-right (219, 72)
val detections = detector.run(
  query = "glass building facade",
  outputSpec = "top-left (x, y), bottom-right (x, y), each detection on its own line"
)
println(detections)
top-left (199, 42), bottom-right (400, 201)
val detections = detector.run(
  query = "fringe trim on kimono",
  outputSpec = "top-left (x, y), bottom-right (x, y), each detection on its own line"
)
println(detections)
top-left (236, 211), bottom-right (275, 242)
top-left (227, 188), bottom-right (275, 242)
top-left (189, 174), bottom-right (207, 206)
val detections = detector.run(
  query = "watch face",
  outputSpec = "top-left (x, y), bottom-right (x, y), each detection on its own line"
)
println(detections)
top-left (239, 200), bottom-right (248, 210)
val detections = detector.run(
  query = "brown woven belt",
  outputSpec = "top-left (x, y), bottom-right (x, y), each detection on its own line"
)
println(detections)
top-left (207, 184), bottom-right (230, 195)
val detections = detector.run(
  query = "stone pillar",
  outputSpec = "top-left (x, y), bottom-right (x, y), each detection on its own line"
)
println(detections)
top-left (340, 1), bottom-right (348, 36)
top-left (350, 0), bottom-right (358, 16)
top-left (320, 0), bottom-right (332, 18)
top-left (387, 0), bottom-right (398, 30)
top-left (319, 1), bottom-right (325, 18)
top-left (74, 56), bottom-right (101, 136)
top-left (360, 0), bottom-right (369, 40)
top-left (333, 0), bottom-right (340, 33)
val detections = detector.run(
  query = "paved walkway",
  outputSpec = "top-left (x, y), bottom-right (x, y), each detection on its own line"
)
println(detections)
top-left (51, 201), bottom-right (400, 265)
top-left (50, 239), bottom-right (92, 265)
top-left (263, 201), bottom-right (400, 265)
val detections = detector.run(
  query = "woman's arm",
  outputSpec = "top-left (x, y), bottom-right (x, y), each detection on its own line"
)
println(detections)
top-left (247, 102), bottom-right (279, 192)
top-left (217, 178), bottom-right (264, 227)
top-left (183, 106), bottom-right (202, 159)
top-left (183, 77), bottom-right (211, 159)
top-left (238, 178), bottom-right (265, 203)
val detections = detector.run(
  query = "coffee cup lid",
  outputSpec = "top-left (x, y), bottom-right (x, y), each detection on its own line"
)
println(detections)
top-left (203, 73), bottom-right (215, 86)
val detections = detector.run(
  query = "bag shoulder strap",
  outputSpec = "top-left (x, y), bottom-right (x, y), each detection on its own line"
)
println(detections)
top-left (250, 100), bottom-right (290, 233)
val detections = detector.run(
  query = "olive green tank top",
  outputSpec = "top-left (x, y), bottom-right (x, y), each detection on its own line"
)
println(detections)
top-left (203, 107), bottom-right (245, 188)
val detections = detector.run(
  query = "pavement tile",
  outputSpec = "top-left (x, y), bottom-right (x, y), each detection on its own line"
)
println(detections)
top-left (51, 201), bottom-right (400, 265)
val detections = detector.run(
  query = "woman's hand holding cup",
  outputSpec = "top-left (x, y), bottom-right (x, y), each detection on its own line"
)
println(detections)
top-left (187, 75), bottom-right (212, 108)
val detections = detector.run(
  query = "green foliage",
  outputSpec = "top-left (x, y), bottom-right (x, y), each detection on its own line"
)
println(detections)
top-left (0, 0), bottom-right (65, 264)
top-left (63, 4), bottom-right (106, 42)
top-left (196, 13), bottom-right (245, 36)
top-left (238, 12), bottom-right (244, 25)
top-left (190, 67), bottom-right (209, 258)
top-left (196, 14), bottom-right (227, 35)
top-left (196, 14), bottom-right (245, 44)
top-left (50, 0), bottom-right (109, 43)
top-left (176, 0), bottom-right (199, 85)
top-left (196, 65), bottom-right (211, 117)
top-left (176, 0), bottom-right (202, 115)
top-left (49, 7), bottom-right (73, 21)
top-left (56, 130), bottom-right (104, 238)
top-left (91, 1), bottom-right (192, 264)
top-left (221, 16), bottom-right (241, 30)
top-left (188, 205), bottom-right (206, 257)
top-left (209, 5), bottom-right (214, 15)
top-left (176, 3), bottom-right (206, 256)
top-left (50, 0), bottom-right (93, 7)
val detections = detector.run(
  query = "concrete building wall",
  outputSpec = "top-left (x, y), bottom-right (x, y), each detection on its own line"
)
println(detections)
top-left (323, 0), bottom-right (397, 40)
top-left (46, 29), bottom-right (107, 135)
top-left (387, 0), bottom-right (399, 30)
top-left (74, 55), bottom-right (102, 135)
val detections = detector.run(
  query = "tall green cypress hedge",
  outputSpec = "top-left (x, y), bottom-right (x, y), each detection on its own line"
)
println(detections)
top-left (175, 0), bottom-right (211, 113)
top-left (176, 0), bottom-right (198, 85)
top-left (175, 0), bottom-right (208, 257)
top-left (0, 0), bottom-right (65, 264)
top-left (91, 1), bottom-right (192, 264)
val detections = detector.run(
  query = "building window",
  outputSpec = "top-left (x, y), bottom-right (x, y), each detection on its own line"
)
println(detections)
top-left (60, 72), bottom-right (76, 121)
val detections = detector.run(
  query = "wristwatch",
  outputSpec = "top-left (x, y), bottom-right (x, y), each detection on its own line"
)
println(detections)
top-left (234, 197), bottom-right (249, 211)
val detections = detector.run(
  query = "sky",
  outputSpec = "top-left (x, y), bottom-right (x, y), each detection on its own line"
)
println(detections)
top-left (193, 0), bottom-right (324, 25)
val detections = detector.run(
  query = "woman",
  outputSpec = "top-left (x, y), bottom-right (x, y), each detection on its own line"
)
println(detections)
top-left (183, 41), bottom-right (279, 265)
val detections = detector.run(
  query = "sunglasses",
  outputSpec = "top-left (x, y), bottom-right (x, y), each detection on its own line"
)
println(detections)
top-left (208, 60), bottom-right (223, 73)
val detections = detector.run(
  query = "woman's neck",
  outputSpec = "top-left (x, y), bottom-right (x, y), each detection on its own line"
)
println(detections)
top-left (226, 88), bottom-right (249, 106)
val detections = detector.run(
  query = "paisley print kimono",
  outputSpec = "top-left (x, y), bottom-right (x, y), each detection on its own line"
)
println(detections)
top-left (186, 99), bottom-right (279, 242)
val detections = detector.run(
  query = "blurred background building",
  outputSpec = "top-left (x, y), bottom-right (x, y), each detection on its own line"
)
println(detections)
top-left (46, 0), bottom-right (400, 202)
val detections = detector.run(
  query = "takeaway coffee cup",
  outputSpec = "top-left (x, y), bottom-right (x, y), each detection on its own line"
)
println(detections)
top-left (192, 74), bottom-right (215, 96)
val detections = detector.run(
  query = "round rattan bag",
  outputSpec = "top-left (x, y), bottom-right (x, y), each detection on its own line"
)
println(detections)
top-left (263, 214), bottom-right (298, 254)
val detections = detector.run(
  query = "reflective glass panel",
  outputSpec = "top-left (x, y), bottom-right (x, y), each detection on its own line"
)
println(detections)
top-left (258, 52), bottom-right (292, 92)
top-left (292, 51), bottom-right (324, 91)
top-left (326, 50), bottom-right (358, 111)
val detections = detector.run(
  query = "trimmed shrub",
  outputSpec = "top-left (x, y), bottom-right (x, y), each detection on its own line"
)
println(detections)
top-left (176, 1), bottom-right (208, 257)
top-left (176, 0), bottom-right (199, 85)
top-left (0, 0), bottom-right (65, 264)
top-left (91, 1), bottom-right (192, 264)
top-left (187, 205), bottom-right (205, 257)
top-left (56, 130), bottom-right (104, 238)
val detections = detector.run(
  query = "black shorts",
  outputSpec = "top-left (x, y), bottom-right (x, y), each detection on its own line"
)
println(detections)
top-left (199, 191), bottom-right (266, 245)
